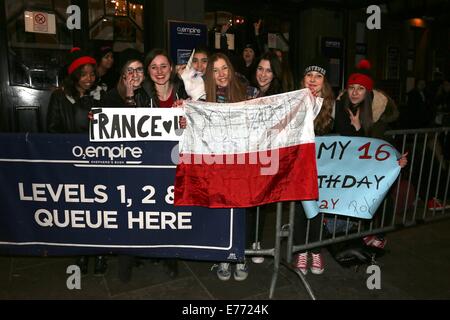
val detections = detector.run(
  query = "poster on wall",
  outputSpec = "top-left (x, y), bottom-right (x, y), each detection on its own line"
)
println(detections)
top-left (168, 20), bottom-right (208, 65)
top-left (24, 11), bottom-right (56, 34)
top-left (320, 37), bottom-right (344, 89)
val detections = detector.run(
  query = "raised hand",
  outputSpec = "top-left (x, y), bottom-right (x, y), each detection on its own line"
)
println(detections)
top-left (347, 107), bottom-right (361, 131)
top-left (398, 152), bottom-right (408, 168)
top-left (307, 85), bottom-right (319, 97)
top-left (253, 19), bottom-right (262, 35)
top-left (180, 50), bottom-right (206, 101)
top-left (124, 73), bottom-right (135, 97)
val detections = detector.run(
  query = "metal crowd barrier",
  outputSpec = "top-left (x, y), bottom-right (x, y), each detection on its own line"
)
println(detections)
top-left (245, 127), bottom-right (450, 299)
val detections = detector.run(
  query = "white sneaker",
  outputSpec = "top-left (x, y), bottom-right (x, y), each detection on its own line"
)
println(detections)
top-left (234, 262), bottom-right (248, 281)
top-left (251, 242), bottom-right (264, 264)
top-left (215, 263), bottom-right (231, 281)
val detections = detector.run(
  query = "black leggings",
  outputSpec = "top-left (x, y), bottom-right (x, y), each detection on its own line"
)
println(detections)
top-left (293, 203), bottom-right (322, 254)
top-left (245, 206), bottom-right (267, 248)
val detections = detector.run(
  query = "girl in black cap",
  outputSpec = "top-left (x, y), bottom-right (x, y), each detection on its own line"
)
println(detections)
top-left (293, 56), bottom-right (335, 276)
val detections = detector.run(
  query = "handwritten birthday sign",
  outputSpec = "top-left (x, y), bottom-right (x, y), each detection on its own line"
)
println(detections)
top-left (302, 136), bottom-right (401, 219)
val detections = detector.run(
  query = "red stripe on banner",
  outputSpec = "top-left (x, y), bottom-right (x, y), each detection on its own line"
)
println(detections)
top-left (174, 143), bottom-right (318, 208)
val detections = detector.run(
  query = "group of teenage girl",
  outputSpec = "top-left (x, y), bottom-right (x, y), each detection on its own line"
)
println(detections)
top-left (45, 33), bottom-right (407, 282)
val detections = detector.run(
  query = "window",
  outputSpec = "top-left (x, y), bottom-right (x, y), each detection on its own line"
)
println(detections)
top-left (89, 0), bottom-right (144, 52)
top-left (5, 0), bottom-right (72, 89)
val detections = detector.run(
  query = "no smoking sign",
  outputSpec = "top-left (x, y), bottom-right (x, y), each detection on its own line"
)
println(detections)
top-left (35, 13), bottom-right (47, 25)
top-left (24, 10), bottom-right (56, 34)
top-left (33, 12), bottom-right (48, 32)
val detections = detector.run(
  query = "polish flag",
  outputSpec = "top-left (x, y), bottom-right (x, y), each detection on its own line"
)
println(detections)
top-left (174, 89), bottom-right (320, 208)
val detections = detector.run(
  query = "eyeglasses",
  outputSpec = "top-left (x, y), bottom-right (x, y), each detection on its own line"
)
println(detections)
top-left (126, 67), bottom-right (144, 74)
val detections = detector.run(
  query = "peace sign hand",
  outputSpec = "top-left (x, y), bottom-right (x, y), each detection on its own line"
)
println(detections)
top-left (347, 107), bottom-right (361, 131)
top-left (124, 73), bottom-right (135, 97)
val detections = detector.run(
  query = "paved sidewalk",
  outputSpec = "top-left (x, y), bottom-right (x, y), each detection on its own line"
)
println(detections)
top-left (1, 218), bottom-right (450, 300)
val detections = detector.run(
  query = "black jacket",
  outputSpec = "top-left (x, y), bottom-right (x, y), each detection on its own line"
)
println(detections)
top-left (47, 86), bottom-right (104, 133)
top-left (96, 69), bottom-right (119, 92)
top-left (101, 87), bottom-right (151, 107)
top-left (334, 89), bottom-right (399, 139)
top-left (140, 77), bottom-right (188, 107)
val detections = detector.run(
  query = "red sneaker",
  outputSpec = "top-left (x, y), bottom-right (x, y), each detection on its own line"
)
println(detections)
top-left (294, 252), bottom-right (308, 275)
top-left (310, 253), bottom-right (324, 275)
top-left (427, 198), bottom-right (445, 210)
top-left (363, 235), bottom-right (387, 249)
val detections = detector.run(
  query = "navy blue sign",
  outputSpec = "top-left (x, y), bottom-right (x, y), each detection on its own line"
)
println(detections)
top-left (168, 20), bottom-right (208, 65)
top-left (0, 133), bottom-right (244, 261)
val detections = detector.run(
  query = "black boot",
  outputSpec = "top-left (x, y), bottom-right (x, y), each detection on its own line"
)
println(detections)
top-left (118, 255), bottom-right (133, 283)
top-left (164, 259), bottom-right (178, 279)
top-left (94, 255), bottom-right (107, 276)
top-left (76, 256), bottom-right (88, 275)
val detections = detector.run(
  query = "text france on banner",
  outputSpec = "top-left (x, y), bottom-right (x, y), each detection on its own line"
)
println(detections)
top-left (89, 107), bottom-right (185, 142)
top-left (302, 136), bottom-right (401, 219)
top-left (0, 133), bottom-right (244, 260)
top-left (175, 89), bottom-right (321, 208)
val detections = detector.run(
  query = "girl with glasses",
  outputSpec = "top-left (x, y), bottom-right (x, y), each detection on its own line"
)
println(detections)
top-left (101, 59), bottom-right (149, 107)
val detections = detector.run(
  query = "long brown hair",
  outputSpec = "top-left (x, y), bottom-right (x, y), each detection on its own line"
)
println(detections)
top-left (204, 53), bottom-right (246, 103)
top-left (301, 77), bottom-right (335, 135)
top-left (143, 48), bottom-right (176, 105)
top-left (256, 52), bottom-right (284, 96)
top-left (117, 59), bottom-right (143, 101)
top-left (342, 90), bottom-right (374, 135)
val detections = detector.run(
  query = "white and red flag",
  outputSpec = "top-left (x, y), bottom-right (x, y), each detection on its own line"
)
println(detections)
top-left (174, 89), bottom-right (320, 208)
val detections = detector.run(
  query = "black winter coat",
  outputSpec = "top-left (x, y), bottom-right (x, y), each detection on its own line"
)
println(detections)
top-left (47, 86), bottom-right (104, 133)
top-left (101, 87), bottom-right (150, 107)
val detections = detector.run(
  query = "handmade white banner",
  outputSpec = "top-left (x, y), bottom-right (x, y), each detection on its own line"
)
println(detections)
top-left (90, 107), bottom-right (184, 142)
top-left (175, 89), bottom-right (322, 208)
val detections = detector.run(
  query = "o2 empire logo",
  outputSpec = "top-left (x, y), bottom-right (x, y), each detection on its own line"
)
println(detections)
top-left (176, 26), bottom-right (201, 35)
top-left (72, 145), bottom-right (143, 165)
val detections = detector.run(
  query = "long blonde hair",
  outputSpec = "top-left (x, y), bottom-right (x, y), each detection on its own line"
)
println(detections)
top-left (204, 53), bottom-right (246, 103)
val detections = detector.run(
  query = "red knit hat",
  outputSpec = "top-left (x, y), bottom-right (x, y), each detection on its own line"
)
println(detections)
top-left (347, 59), bottom-right (373, 91)
top-left (67, 47), bottom-right (97, 75)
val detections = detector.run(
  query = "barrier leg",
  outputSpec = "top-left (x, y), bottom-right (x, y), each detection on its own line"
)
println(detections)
top-left (269, 202), bottom-right (282, 299)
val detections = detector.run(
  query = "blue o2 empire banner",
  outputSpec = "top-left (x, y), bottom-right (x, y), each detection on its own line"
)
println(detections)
top-left (0, 133), bottom-right (244, 261)
top-left (168, 20), bottom-right (208, 65)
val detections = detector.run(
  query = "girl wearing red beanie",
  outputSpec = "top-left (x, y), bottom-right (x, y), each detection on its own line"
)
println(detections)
top-left (47, 48), bottom-right (107, 276)
top-left (334, 59), bottom-right (408, 250)
top-left (335, 59), bottom-right (399, 139)
top-left (47, 48), bottom-right (104, 133)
